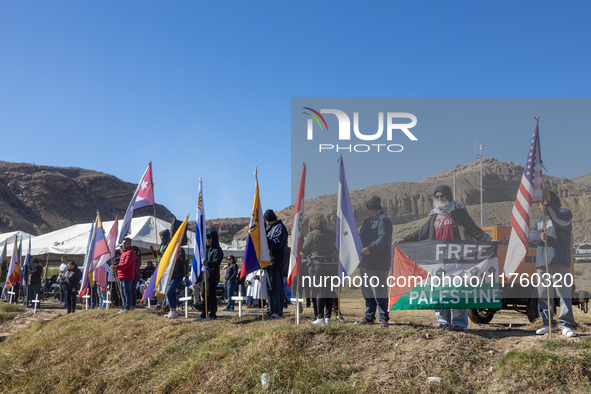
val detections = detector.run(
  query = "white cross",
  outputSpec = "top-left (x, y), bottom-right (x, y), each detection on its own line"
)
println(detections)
top-left (32, 294), bottom-right (40, 314)
top-left (290, 296), bottom-right (305, 325)
top-left (178, 286), bottom-right (193, 319)
top-left (104, 289), bottom-right (111, 310)
top-left (7, 290), bottom-right (15, 304)
top-left (231, 285), bottom-right (248, 318)
top-left (82, 294), bottom-right (91, 311)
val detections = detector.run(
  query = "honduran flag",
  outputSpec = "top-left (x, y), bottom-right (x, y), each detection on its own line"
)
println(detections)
top-left (335, 157), bottom-right (362, 276)
top-left (190, 179), bottom-right (206, 285)
top-left (154, 215), bottom-right (189, 297)
top-left (118, 163), bottom-right (155, 243)
top-left (240, 169), bottom-right (271, 279)
top-left (287, 163), bottom-right (306, 287)
top-left (6, 236), bottom-right (20, 288)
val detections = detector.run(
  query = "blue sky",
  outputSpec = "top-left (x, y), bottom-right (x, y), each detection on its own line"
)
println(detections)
top-left (1, 1), bottom-right (589, 221)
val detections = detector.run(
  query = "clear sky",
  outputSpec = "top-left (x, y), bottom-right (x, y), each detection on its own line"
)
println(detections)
top-left (1, 1), bottom-right (589, 222)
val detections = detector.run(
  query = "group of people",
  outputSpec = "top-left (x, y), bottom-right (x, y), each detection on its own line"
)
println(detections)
top-left (296, 184), bottom-right (577, 338)
top-left (1, 184), bottom-right (578, 337)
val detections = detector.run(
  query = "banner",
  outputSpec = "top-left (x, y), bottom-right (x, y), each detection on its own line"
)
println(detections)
top-left (389, 241), bottom-right (501, 310)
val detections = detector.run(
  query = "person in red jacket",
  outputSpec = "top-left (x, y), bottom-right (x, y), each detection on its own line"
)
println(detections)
top-left (114, 237), bottom-right (136, 313)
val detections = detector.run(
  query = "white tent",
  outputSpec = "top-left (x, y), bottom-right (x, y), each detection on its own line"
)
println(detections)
top-left (2, 216), bottom-right (244, 258)
top-left (0, 230), bottom-right (36, 254)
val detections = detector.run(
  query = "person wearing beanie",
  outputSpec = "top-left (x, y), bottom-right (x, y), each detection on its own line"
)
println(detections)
top-left (354, 196), bottom-right (393, 328)
top-left (394, 185), bottom-right (491, 332)
top-left (263, 209), bottom-right (288, 319)
top-left (530, 190), bottom-right (577, 337)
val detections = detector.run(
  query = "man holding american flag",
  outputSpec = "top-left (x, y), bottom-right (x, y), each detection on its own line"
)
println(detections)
top-left (529, 190), bottom-right (576, 338)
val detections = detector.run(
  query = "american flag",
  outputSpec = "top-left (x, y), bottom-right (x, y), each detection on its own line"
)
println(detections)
top-left (504, 120), bottom-right (543, 275)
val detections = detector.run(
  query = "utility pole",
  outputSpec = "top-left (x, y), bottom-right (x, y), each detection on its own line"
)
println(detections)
top-left (475, 141), bottom-right (484, 227)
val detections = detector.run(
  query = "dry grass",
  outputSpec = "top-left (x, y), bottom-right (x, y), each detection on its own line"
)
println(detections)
top-left (0, 304), bottom-right (24, 324)
top-left (0, 306), bottom-right (590, 393)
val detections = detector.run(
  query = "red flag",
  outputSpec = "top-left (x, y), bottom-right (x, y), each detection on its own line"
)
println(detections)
top-left (504, 120), bottom-right (543, 275)
top-left (118, 163), bottom-right (155, 243)
top-left (287, 163), bottom-right (306, 286)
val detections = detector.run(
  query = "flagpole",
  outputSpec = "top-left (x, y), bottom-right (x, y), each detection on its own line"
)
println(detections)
top-left (204, 270), bottom-right (209, 318)
top-left (151, 162), bottom-right (158, 247)
top-left (42, 254), bottom-right (49, 285)
top-left (338, 155), bottom-right (342, 323)
top-left (261, 270), bottom-right (264, 321)
top-left (537, 117), bottom-right (552, 338)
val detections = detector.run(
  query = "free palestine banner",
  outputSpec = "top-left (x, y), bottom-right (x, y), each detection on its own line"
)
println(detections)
top-left (389, 241), bottom-right (501, 311)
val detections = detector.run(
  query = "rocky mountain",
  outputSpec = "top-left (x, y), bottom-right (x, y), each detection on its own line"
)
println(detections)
top-left (0, 161), bottom-right (175, 235)
top-left (231, 158), bottom-right (591, 242)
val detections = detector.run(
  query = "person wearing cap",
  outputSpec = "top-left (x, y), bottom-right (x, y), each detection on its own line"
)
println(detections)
top-left (114, 237), bottom-right (137, 313)
top-left (263, 209), bottom-right (288, 319)
top-left (26, 258), bottom-right (43, 307)
top-left (394, 185), bottom-right (491, 331)
top-left (530, 190), bottom-right (577, 337)
top-left (354, 196), bottom-right (393, 328)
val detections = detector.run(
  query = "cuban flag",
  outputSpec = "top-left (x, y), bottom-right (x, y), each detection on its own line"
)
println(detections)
top-left (118, 163), bottom-right (155, 243)
top-left (190, 179), bottom-right (206, 285)
top-left (287, 163), bottom-right (306, 286)
top-left (335, 157), bottom-right (362, 275)
top-left (240, 169), bottom-right (271, 279)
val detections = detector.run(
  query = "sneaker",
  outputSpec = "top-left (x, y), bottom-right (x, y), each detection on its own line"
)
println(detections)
top-left (354, 318), bottom-right (375, 326)
top-left (312, 318), bottom-right (325, 325)
top-left (117, 309), bottom-right (126, 314)
top-left (379, 320), bottom-right (389, 328)
top-left (536, 326), bottom-right (556, 335)
top-left (562, 327), bottom-right (577, 338)
top-left (324, 318), bottom-right (331, 324)
top-left (450, 324), bottom-right (464, 332)
top-left (168, 311), bottom-right (179, 319)
top-left (337, 315), bottom-right (346, 323)
top-left (222, 307), bottom-right (231, 312)
top-left (270, 313), bottom-right (281, 319)
top-left (193, 316), bottom-right (209, 322)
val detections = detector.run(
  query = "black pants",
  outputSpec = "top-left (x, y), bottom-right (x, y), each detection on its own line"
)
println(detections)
top-left (317, 297), bottom-right (333, 319)
top-left (201, 269), bottom-right (220, 318)
top-left (265, 269), bottom-right (283, 316)
top-left (66, 288), bottom-right (77, 313)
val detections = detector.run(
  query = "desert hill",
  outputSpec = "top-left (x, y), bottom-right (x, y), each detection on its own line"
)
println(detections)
top-left (231, 158), bottom-right (591, 242)
top-left (0, 161), bottom-right (175, 235)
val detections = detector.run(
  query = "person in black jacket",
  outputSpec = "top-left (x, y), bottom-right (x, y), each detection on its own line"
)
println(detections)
top-left (223, 255), bottom-right (239, 311)
top-left (263, 209), bottom-right (288, 319)
top-left (26, 258), bottom-right (43, 307)
top-left (64, 261), bottom-right (82, 314)
top-left (354, 197), bottom-right (393, 328)
top-left (195, 230), bottom-right (223, 321)
top-left (394, 185), bottom-right (491, 331)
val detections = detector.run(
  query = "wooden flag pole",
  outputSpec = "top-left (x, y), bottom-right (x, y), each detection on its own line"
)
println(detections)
top-left (152, 162), bottom-right (158, 247)
top-left (543, 204), bottom-right (553, 339)
top-left (42, 254), bottom-right (50, 284)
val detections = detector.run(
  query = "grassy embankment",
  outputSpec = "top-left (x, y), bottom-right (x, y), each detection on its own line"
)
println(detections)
top-left (1, 307), bottom-right (591, 393)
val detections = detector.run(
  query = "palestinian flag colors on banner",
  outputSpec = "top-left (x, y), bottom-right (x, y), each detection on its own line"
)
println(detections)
top-left (389, 241), bottom-right (501, 311)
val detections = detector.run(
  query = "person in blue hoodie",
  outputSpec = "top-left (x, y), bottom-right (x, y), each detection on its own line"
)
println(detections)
top-left (529, 190), bottom-right (577, 338)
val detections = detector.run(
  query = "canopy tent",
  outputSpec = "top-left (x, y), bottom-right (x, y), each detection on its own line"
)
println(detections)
top-left (0, 230), bottom-right (36, 250)
top-left (2, 216), bottom-right (244, 259)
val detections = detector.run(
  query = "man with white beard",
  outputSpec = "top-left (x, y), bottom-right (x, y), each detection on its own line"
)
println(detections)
top-left (394, 185), bottom-right (491, 331)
